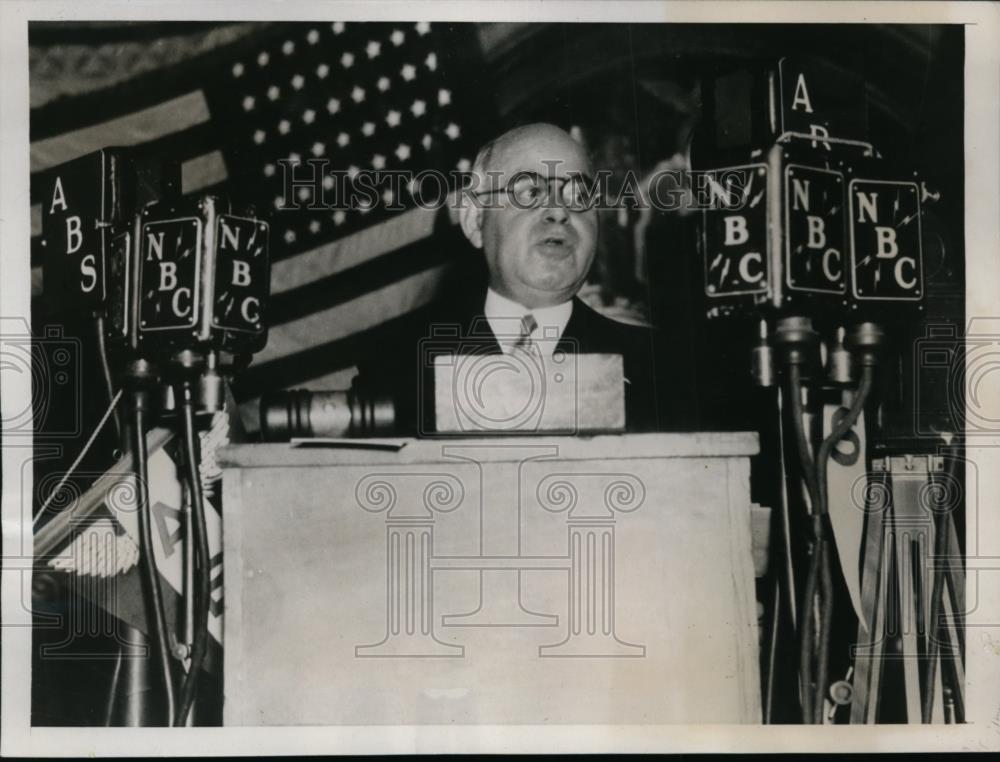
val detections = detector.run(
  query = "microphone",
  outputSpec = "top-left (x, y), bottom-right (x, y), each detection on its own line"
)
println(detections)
top-left (103, 192), bottom-right (271, 727)
top-left (40, 147), bottom-right (180, 317)
top-left (132, 195), bottom-right (271, 359)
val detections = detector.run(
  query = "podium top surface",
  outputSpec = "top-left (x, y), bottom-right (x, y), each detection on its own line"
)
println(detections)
top-left (219, 431), bottom-right (759, 468)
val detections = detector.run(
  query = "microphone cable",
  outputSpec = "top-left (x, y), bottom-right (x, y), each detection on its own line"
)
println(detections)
top-left (174, 379), bottom-right (211, 726)
top-left (783, 361), bottom-right (819, 723)
top-left (95, 315), bottom-right (122, 438)
top-left (130, 386), bottom-right (176, 725)
top-left (35, 388), bottom-right (123, 524)
top-left (810, 364), bottom-right (875, 722)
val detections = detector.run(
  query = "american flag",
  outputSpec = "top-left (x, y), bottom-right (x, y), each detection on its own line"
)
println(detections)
top-left (30, 20), bottom-right (495, 433)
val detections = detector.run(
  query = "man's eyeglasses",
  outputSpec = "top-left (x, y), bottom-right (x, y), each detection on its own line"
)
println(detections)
top-left (473, 171), bottom-right (601, 211)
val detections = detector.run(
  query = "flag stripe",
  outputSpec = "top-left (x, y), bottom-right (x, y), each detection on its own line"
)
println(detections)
top-left (269, 231), bottom-right (460, 326)
top-left (29, 108), bottom-right (219, 209)
top-left (233, 303), bottom-right (428, 401)
top-left (270, 205), bottom-right (443, 295)
top-left (28, 22), bottom-right (274, 140)
top-left (254, 261), bottom-right (450, 367)
top-left (124, 120), bottom-right (220, 166)
top-left (30, 90), bottom-right (210, 174)
top-left (29, 21), bottom-right (238, 47)
top-left (181, 150), bottom-right (228, 194)
top-left (32, 134), bottom-right (223, 210)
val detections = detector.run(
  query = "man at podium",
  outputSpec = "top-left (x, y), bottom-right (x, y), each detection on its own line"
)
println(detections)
top-left (227, 122), bottom-right (766, 726)
top-left (358, 123), bottom-right (675, 435)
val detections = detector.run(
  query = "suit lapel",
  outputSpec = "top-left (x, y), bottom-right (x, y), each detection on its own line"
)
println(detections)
top-left (556, 297), bottom-right (589, 355)
top-left (444, 288), bottom-right (502, 354)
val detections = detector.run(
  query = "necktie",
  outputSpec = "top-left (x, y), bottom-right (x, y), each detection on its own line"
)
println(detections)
top-left (511, 313), bottom-right (537, 353)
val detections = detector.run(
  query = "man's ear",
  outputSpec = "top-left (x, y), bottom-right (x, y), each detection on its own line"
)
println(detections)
top-left (459, 202), bottom-right (484, 249)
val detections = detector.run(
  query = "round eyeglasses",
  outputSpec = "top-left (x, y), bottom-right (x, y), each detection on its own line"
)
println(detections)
top-left (474, 171), bottom-right (601, 211)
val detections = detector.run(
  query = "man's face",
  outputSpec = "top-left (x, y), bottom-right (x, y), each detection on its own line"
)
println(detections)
top-left (474, 127), bottom-right (598, 309)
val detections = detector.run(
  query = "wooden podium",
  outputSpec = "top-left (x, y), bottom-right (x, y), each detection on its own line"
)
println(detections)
top-left (219, 432), bottom-right (762, 725)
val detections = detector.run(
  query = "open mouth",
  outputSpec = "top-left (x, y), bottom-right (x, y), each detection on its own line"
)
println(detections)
top-left (538, 234), bottom-right (572, 250)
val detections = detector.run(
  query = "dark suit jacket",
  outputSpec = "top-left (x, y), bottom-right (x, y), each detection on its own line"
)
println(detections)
top-left (357, 289), bottom-right (674, 435)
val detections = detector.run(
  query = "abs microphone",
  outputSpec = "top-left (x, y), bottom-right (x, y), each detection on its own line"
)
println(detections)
top-left (40, 148), bottom-right (180, 317)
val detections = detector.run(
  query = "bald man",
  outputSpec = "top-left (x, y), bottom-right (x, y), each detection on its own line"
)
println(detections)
top-left (357, 123), bottom-right (669, 435)
top-left (461, 123), bottom-right (599, 320)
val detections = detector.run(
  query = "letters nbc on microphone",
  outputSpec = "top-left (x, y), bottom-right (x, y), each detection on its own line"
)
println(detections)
top-left (716, 171), bottom-right (918, 293)
top-left (144, 220), bottom-right (262, 324)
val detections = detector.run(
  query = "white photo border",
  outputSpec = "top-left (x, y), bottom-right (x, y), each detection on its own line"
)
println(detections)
top-left (2, 0), bottom-right (999, 755)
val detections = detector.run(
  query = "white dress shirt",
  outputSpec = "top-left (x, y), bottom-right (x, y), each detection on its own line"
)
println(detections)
top-left (483, 288), bottom-right (573, 357)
